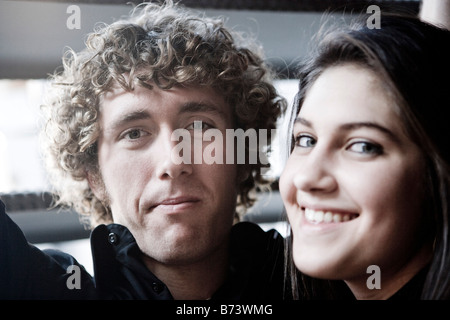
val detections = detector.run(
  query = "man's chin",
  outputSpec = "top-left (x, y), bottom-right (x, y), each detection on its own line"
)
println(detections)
top-left (139, 233), bottom-right (208, 261)
top-left (141, 245), bottom-right (212, 267)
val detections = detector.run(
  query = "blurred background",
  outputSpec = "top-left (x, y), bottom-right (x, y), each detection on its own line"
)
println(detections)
top-left (0, 0), bottom-right (421, 275)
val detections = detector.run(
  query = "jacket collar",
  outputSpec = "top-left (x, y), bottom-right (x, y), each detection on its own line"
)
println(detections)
top-left (90, 221), bottom-right (286, 299)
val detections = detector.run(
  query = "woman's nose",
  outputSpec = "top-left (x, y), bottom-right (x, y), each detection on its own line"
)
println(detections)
top-left (292, 148), bottom-right (337, 194)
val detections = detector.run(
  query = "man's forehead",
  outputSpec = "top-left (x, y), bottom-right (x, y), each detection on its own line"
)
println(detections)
top-left (99, 80), bottom-right (233, 124)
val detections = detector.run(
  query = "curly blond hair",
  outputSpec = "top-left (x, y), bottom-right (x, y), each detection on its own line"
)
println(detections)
top-left (41, 0), bottom-right (286, 228)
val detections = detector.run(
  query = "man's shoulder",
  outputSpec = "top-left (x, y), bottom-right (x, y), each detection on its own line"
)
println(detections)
top-left (42, 248), bottom-right (87, 271)
top-left (231, 221), bottom-right (284, 242)
top-left (230, 221), bottom-right (285, 256)
top-left (226, 222), bottom-right (289, 299)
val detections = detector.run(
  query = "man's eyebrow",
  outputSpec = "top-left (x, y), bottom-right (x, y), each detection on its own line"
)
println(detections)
top-left (108, 110), bottom-right (151, 131)
top-left (179, 101), bottom-right (228, 119)
top-left (106, 102), bottom-right (228, 132)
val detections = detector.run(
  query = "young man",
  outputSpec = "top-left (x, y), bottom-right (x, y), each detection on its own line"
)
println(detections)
top-left (0, 1), bottom-right (287, 299)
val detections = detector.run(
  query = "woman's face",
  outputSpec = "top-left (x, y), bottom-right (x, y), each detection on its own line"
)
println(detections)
top-left (280, 64), bottom-right (430, 294)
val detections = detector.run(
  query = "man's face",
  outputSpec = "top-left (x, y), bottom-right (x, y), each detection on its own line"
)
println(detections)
top-left (92, 82), bottom-right (238, 266)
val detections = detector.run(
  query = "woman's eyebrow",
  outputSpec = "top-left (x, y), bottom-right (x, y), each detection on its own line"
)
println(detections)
top-left (339, 122), bottom-right (397, 140)
top-left (294, 117), bottom-right (399, 141)
top-left (294, 117), bottom-right (312, 127)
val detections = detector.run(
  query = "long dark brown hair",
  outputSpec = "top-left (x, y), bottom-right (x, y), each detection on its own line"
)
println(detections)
top-left (286, 12), bottom-right (450, 300)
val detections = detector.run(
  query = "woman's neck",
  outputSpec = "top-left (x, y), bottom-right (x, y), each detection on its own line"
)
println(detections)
top-left (344, 241), bottom-right (433, 300)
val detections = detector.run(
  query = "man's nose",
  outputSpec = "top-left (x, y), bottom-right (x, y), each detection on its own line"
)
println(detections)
top-left (154, 130), bottom-right (193, 180)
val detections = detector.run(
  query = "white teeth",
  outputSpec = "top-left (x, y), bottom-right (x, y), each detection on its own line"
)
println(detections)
top-left (304, 208), bottom-right (357, 224)
top-left (333, 214), bottom-right (342, 223)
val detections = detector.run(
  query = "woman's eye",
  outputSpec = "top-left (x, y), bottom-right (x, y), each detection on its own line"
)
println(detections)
top-left (294, 134), bottom-right (316, 148)
top-left (347, 141), bottom-right (383, 155)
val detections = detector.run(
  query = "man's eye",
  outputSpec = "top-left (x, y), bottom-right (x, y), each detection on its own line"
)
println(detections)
top-left (347, 141), bottom-right (383, 155)
top-left (294, 134), bottom-right (316, 148)
top-left (121, 129), bottom-right (147, 140)
top-left (186, 120), bottom-right (213, 131)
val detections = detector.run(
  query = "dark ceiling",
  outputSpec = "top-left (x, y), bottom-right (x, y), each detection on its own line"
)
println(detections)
top-left (20, 0), bottom-right (420, 12)
top-left (0, 0), bottom-right (421, 79)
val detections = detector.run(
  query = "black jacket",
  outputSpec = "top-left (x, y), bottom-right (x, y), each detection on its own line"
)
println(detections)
top-left (0, 200), bottom-right (288, 300)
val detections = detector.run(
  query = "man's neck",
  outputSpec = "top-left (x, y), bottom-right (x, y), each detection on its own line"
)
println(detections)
top-left (141, 245), bottom-right (229, 300)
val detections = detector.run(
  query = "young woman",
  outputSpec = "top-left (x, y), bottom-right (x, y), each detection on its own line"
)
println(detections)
top-left (280, 13), bottom-right (450, 300)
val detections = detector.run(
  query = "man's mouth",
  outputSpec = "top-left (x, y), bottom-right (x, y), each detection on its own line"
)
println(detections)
top-left (303, 208), bottom-right (359, 224)
top-left (149, 196), bottom-right (200, 211)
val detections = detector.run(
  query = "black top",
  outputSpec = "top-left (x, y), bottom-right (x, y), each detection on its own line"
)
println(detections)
top-left (388, 265), bottom-right (429, 300)
top-left (0, 200), bottom-right (289, 300)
